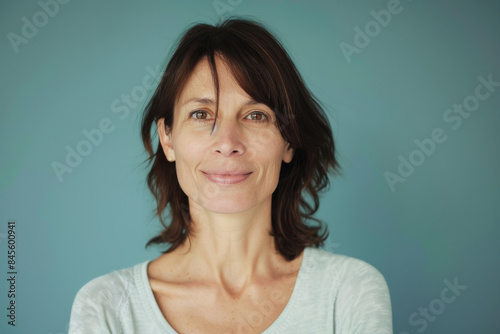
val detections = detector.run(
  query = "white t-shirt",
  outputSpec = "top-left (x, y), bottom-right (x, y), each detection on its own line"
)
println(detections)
top-left (69, 247), bottom-right (393, 333)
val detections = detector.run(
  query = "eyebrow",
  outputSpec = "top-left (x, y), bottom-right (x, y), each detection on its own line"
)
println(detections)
top-left (181, 97), bottom-right (263, 107)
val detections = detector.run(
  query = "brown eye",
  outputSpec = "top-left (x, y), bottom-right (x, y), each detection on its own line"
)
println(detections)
top-left (247, 112), bottom-right (267, 122)
top-left (190, 110), bottom-right (210, 121)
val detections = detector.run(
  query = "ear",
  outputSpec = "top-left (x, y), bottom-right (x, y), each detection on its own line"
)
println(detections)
top-left (157, 118), bottom-right (175, 162)
top-left (282, 142), bottom-right (294, 163)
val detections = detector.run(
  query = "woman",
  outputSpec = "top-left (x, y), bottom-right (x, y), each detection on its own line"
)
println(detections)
top-left (69, 18), bottom-right (392, 333)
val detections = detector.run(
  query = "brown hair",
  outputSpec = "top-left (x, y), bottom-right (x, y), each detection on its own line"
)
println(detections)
top-left (141, 17), bottom-right (340, 261)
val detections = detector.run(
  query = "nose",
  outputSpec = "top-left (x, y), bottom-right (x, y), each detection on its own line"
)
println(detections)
top-left (210, 119), bottom-right (245, 157)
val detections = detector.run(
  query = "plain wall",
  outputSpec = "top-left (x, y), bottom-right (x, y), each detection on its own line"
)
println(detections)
top-left (1, 0), bottom-right (499, 333)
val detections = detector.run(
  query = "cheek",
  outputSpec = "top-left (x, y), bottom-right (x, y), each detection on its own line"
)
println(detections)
top-left (173, 131), bottom-right (207, 163)
top-left (267, 154), bottom-right (286, 177)
top-left (254, 142), bottom-right (288, 186)
top-left (247, 127), bottom-right (286, 162)
top-left (254, 157), bottom-right (284, 199)
top-left (171, 135), bottom-right (206, 194)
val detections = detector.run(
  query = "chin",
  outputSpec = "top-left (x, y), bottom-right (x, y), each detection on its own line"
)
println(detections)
top-left (195, 195), bottom-right (256, 214)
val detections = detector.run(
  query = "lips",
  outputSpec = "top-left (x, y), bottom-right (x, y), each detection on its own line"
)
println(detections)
top-left (202, 170), bottom-right (252, 185)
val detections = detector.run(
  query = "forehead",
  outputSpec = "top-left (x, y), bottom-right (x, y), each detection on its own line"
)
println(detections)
top-left (185, 58), bottom-right (213, 85)
top-left (176, 56), bottom-right (245, 104)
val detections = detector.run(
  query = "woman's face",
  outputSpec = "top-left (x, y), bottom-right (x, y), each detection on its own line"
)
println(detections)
top-left (158, 56), bottom-right (294, 214)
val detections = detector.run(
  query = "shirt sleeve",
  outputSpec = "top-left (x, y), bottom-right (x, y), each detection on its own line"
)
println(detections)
top-left (334, 258), bottom-right (393, 334)
top-left (68, 276), bottom-right (123, 334)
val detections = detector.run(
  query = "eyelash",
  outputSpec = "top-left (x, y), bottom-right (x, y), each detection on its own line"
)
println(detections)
top-left (188, 110), bottom-right (269, 123)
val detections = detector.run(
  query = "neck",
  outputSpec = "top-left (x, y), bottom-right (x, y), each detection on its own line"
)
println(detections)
top-left (176, 197), bottom-right (285, 296)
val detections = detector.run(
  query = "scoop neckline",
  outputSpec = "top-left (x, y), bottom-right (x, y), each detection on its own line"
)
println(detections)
top-left (137, 246), bottom-right (313, 333)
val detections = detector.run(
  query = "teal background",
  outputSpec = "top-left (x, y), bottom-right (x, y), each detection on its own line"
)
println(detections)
top-left (1, 0), bottom-right (499, 333)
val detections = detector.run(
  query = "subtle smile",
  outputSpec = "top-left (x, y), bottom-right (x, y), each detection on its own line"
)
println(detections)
top-left (202, 172), bottom-right (252, 185)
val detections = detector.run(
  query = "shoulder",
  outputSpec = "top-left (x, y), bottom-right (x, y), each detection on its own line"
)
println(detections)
top-left (306, 247), bottom-right (388, 286)
top-left (333, 253), bottom-right (388, 289)
top-left (69, 261), bottom-right (149, 333)
top-left (306, 248), bottom-right (392, 333)
top-left (75, 263), bottom-right (139, 305)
